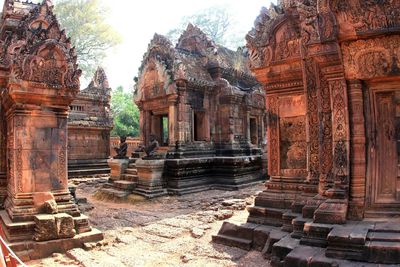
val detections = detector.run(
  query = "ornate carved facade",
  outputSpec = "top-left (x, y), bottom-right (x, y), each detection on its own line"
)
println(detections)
top-left (68, 67), bottom-right (113, 178)
top-left (134, 24), bottom-right (267, 194)
top-left (0, 0), bottom-right (102, 260)
top-left (214, 0), bottom-right (400, 265)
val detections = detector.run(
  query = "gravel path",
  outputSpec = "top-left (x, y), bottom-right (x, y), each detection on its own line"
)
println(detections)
top-left (29, 179), bottom-right (271, 267)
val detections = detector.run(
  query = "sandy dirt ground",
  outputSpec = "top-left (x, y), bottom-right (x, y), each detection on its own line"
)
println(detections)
top-left (28, 179), bottom-right (271, 267)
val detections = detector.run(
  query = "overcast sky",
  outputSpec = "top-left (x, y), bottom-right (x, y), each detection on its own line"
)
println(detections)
top-left (1, 0), bottom-right (275, 91)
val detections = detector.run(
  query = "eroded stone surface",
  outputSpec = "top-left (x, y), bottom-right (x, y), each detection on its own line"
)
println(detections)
top-left (28, 181), bottom-right (268, 267)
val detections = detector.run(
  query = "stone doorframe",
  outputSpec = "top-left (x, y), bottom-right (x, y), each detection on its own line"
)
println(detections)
top-left (363, 80), bottom-right (400, 217)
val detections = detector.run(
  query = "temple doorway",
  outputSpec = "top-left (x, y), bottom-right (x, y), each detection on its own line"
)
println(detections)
top-left (250, 117), bottom-right (258, 145)
top-left (366, 87), bottom-right (400, 215)
top-left (161, 115), bottom-right (168, 146)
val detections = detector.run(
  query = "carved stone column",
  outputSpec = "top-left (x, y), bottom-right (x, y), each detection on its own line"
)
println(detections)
top-left (314, 78), bottom-right (350, 224)
top-left (303, 58), bottom-right (320, 185)
top-left (143, 110), bottom-right (151, 146)
top-left (167, 94), bottom-right (178, 146)
top-left (347, 80), bottom-right (366, 220)
top-left (203, 91), bottom-right (211, 142)
top-left (0, 105), bottom-right (6, 206)
top-left (176, 79), bottom-right (190, 144)
top-left (136, 102), bottom-right (145, 145)
top-left (4, 105), bottom-right (79, 221)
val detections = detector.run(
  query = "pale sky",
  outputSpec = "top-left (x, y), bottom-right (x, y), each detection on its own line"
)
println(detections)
top-left (1, 0), bottom-right (275, 91)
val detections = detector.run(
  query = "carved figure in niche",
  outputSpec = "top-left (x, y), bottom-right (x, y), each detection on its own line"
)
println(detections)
top-left (358, 51), bottom-right (389, 77)
top-left (276, 26), bottom-right (299, 60)
top-left (286, 142), bottom-right (307, 169)
top-left (144, 134), bottom-right (159, 157)
top-left (113, 136), bottom-right (128, 159)
top-left (297, 0), bottom-right (319, 44)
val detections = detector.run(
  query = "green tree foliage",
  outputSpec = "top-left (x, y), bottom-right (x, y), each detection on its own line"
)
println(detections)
top-left (166, 5), bottom-right (245, 49)
top-left (54, 0), bottom-right (121, 78)
top-left (110, 86), bottom-right (139, 137)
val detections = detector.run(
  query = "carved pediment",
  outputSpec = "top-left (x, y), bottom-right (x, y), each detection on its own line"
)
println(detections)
top-left (137, 60), bottom-right (173, 101)
top-left (6, 0), bottom-right (80, 89)
top-left (246, 4), bottom-right (302, 69)
top-left (176, 23), bottom-right (216, 56)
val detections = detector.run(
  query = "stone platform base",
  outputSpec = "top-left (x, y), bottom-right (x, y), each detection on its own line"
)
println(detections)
top-left (0, 210), bottom-right (103, 261)
top-left (68, 158), bottom-right (110, 178)
top-left (133, 188), bottom-right (168, 199)
top-left (165, 155), bottom-right (264, 194)
top-left (10, 228), bottom-right (103, 261)
top-left (213, 216), bottom-right (400, 266)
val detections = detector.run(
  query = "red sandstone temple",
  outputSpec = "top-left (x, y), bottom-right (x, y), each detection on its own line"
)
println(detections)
top-left (68, 67), bottom-right (112, 178)
top-left (0, 0), bottom-right (102, 260)
top-left (132, 24), bottom-right (267, 195)
top-left (214, 0), bottom-right (400, 265)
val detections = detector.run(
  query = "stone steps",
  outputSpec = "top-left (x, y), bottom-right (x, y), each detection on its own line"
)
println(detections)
top-left (167, 185), bottom-right (211, 195)
top-left (68, 168), bottom-right (111, 177)
top-left (212, 234), bottom-right (252, 250)
top-left (113, 180), bottom-right (136, 190)
top-left (125, 168), bottom-right (137, 175)
top-left (122, 174), bottom-right (138, 182)
top-left (98, 187), bottom-right (130, 199)
top-left (68, 159), bottom-right (110, 178)
top-left (133, 188), bottom-right (168, 199)
top-left (128, 163), bottom-right (136, 168)
top-left (213, 206), bottom-right (400, 266)
top-left (97, 157), bottom-right (139, 198)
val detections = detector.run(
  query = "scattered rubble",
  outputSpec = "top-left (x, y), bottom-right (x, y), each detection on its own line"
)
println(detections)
top-left (28, 180), bottom-right (268, 267)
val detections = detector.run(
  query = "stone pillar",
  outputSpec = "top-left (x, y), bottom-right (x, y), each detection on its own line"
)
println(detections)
top-left (303, 58), bottom-right (320, 185)
top-left (347, 80), bottom-right (366, 220)
top-left (314, 78), bottom-right (350, 224)
top-left (137, 102), bottom-right (145, 145)
top-left (143, 110), bottom-right (151, 146)
top-left (0, 105), bottom-right (6, 206)
top-left (4, 106), bottom-right (79, 222)
top-left (266, 96), bottom-right (280, 177)
top-left (0, 106), bottom-right (5, 173)
top-left (203, 91), bottom-right (211, 142)
top-left (246, 109), bottom-right (251, 144)
top-left (168, 94), bottom-right (178, 146)
top-left (176, 80), bottom-right (190, 144)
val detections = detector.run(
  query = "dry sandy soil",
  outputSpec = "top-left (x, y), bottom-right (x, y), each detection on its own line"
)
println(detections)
top-left (28, 179), bottom-right (271, 267)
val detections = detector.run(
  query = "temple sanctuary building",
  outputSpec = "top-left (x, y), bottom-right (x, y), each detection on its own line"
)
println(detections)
top-left (134, 24), bottom-right (267, 194)
top-left (67, 67), bottom-right (113, 178)
top-left (0, 0), bottom-right (102, 259)
top-left (214, 0), bottom-right (400, 265)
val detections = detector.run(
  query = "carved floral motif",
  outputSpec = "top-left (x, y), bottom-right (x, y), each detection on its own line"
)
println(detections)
top-left (342, 35), bottom-right (400, 80)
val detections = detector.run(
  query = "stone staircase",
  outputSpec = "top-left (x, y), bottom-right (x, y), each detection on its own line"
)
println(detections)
top-left (68, 159), bottom-right (110, 178)
top-left (213, 207), bottom-right (400, 266)
top-left (98, 158), bottom-right (138, 199)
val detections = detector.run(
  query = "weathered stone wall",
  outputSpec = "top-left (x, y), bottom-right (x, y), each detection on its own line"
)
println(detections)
top-left (67, 68), bottom-right (113, 177)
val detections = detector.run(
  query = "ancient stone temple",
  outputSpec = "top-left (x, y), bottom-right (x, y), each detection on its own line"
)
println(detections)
top-left (132, 24), bottom-right (266, 196)
top-left (0, 0), bottom-right (102, 260)
top-left (214, 0), bottom-right (400, 265)
top-left (68, 67), bottom-right (113, 178)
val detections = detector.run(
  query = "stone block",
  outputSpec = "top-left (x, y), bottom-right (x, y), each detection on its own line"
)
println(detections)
top-left (313, 199), bottom-right (348, 225)
top-left (253, 225), bottom-right (272, 251)
top-left (108, 158), bottom-right (129, 180)
top-left (55, 213), bottom-right (75, 239)
top-left (33, 214), bottom-right (58, 241)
